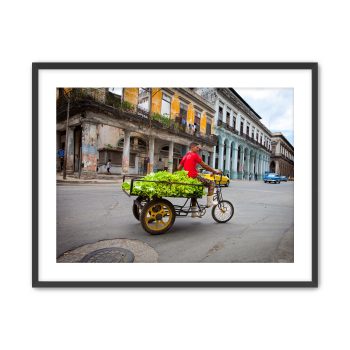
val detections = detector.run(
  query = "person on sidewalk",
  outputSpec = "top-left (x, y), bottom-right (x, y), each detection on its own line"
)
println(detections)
top-left (177, 142), bottom-right (222, 217)
top-left (106, 159), bottom-right (112, 174)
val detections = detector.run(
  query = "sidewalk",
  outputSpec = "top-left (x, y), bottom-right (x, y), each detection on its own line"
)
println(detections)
top-left (57, 173), bottom-right (125, 184)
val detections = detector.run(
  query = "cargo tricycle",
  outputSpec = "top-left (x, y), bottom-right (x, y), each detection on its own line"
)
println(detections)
top-left (122, 174), bottom-right (234, 235)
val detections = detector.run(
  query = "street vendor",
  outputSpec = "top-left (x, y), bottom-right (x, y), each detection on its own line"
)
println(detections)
top-left (177, 142), bottom-right (222, 210)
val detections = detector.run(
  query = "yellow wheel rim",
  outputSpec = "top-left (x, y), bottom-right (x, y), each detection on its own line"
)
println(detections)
top-left (144, 203), bottom-right (173, 231)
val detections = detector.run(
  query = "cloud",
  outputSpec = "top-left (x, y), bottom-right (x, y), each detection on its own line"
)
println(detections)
top-left (235, 88), bottom-right (294, 145)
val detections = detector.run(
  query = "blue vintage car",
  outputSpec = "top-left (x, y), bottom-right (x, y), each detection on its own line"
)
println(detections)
top-left (263, 173), bottom-right (281, 184)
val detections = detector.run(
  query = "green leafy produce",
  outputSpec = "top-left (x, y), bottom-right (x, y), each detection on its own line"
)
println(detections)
top-left (121, 170), bottom-right (204, 198)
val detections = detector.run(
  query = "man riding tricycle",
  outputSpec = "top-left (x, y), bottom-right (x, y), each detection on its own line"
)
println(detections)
top-left (122, 142), bottom-right (234, 235)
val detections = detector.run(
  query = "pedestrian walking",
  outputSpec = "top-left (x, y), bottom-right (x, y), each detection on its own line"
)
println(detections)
top-left (106, 159), bottom-right (112, 174)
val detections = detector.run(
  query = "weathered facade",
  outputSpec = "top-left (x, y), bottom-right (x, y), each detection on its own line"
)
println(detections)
top-left (194, 88), bottom-right (273, 180)
top-left (270, 132), bottom-right (294, 179)
top-left (56, 88), bottom-right (217, 177)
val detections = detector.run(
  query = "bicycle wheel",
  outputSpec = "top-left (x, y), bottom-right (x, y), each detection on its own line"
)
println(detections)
top-left (140, 198), bottom-right (176, 235)
top-left (132, 197), bottom-right (147, 221)
top-left (132, 203), bottom-right (140, 221)
top-left (212, 200), bottom-right (234, 223)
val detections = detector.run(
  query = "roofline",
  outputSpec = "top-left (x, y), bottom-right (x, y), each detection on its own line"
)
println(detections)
top-left (221, 88), bottom-right (272, 137)
top-left (228, 88), bottom-right (262, 120)
top-left (271, 132), bottom-right (294, 150)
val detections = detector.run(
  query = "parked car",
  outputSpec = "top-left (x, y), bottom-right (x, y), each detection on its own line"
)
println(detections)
top-left (280, 175), bottom-right (288, 182)
top-left (199, 169), bottom-right (230, 187)
top-left (264, 173), bottom-right (281, 184)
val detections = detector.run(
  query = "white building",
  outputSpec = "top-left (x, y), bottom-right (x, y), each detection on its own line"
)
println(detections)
top-left (194, 88), bottom-right (272, 180)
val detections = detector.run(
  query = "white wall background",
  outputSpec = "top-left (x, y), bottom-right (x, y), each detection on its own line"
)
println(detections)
top-left (0, 1), bottom-right (348, 349)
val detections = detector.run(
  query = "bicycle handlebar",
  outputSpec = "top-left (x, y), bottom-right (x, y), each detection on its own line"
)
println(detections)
top-left (211, 169), bottom-right (224, 185)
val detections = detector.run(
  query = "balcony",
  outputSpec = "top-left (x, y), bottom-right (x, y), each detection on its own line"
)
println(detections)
top-left (239, 133), bottom-right (272, 152)
top-left (272, 152), bottom-right (294, 163)
top-left (217, 120), bottom-right (239, 135)
top-left (56, 90), bottom-right (218, 147)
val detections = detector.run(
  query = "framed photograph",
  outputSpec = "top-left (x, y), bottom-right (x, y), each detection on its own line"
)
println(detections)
top-left (33, 62), bottom-right (318, 287)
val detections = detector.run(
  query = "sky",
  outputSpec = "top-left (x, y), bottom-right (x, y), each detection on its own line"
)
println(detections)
top-left (109, 87), bottom-right (294, 146)
top-left (235, 88), bottom-right (294, 146)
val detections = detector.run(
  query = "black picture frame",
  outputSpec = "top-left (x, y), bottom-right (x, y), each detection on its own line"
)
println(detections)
top-left (32, 62), bottom-right (318, 288)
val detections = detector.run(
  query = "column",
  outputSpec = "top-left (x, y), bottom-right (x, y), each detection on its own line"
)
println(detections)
top-left (66, 127), bottom-right (75, 173)
top-left (254, 155), bottom-right (258, 180)
top-left (258, 156), bottom-right (263, 180)
top-left (250, 155), bottom-right (254, 178)
top-left (148, 136), bottom-right (155, 173)
top-left (218, 142), bottom-right (224, 170)
top-left (231, 146), bottom-right (238, 179)
top-left (246, 154), bottom-right (250, 179)
top-left (211, 146), bottom-right (216, 168)
top-left (168, 141), bottom-right (174, 173)
top-left (225, 143), bottom-right (231, 177)
top-left (122, 130), bottom-right (131, 174)
top-left (81, 123), bottom-right (97, 177)
top-left (276, 160), bottom-right (280, 174)
top-left (240, 148), bottom-right (245, 179)
top-left (209, 152), bottom-right (213, 167)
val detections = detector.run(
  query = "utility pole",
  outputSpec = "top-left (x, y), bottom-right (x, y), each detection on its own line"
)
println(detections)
top-left (62, 89), bottom-right (71, 180)
top-left (148, 87), bottom-right (153, 128)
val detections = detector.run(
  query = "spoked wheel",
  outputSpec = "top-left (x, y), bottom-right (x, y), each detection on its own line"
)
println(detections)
top-left (212, 200), bottom-right (234, 223)
top-left (140, 198), bottom-right (176, 235)
top-left (132, 196), bottom-right (147, 221)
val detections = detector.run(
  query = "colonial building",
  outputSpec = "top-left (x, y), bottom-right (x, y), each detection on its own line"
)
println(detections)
top-left (56, 88), bottom-right (217, 177)
top-left (270, 132), bottom-right (294, 179)
top-left (194, 88), bottom-right (272, 180)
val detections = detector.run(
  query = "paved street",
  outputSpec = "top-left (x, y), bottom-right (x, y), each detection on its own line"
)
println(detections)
top-left (57, 180), bottom-right (294, 262)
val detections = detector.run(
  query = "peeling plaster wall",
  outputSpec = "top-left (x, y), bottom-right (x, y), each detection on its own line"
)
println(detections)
top-left (151, 88), bottom-right (162, 114)
top-left (123, 88), bottom-right (139, 108)
top-left (97, 124), bottom-right (122, 149)
top-left (82, 123), bottom-right (98, 174)
top-left (171, 93), bottom-right (180, 119)
top-left (66, 128), bottom-right (75, 172)
top-left (187, 103), bottom-right (194, 124)
top-left (81, 88), bottom-right (107, 104)
top-left (200, 111), bottom-right (207, 134)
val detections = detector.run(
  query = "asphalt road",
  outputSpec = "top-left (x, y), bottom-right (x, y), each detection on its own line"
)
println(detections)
top-left (57, 180), bottom-right (294, 262)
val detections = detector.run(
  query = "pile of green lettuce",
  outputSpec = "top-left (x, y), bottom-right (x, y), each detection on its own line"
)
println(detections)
top-left (121, 170), bottom-right (204, 198)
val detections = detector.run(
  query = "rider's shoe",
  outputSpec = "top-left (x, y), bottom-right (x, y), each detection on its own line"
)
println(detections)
top-left (206, 195), bottom-right (218, 208)
top-left (191, 207), bottom-right (200, 218)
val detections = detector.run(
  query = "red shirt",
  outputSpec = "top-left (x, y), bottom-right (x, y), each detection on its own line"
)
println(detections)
top-left (179, 151), bottom-right (202, 178)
